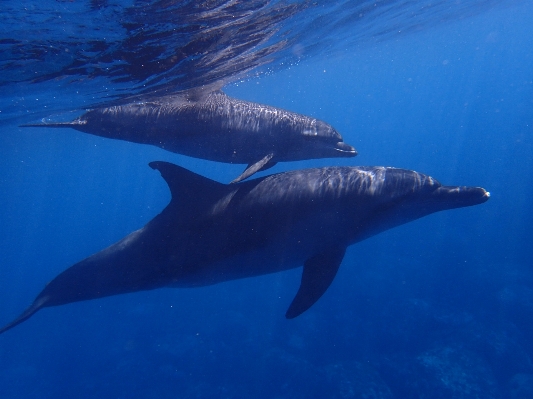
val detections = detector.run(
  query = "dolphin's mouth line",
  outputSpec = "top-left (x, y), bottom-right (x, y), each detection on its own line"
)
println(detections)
top-left (333, 142), bottom-right (357, 155)
top-left (335, 147), bottom-right (357, 153)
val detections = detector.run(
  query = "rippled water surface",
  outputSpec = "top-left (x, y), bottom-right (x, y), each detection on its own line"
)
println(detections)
top-left (0, 0), bottom-right (519, 119)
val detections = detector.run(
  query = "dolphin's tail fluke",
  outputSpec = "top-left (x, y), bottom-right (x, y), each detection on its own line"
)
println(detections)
top-left (0, 295), bottom-right (49, 335)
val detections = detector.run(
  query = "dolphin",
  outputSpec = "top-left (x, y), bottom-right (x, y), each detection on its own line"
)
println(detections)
top-left (21, 91), bottom-right (357, 183)
top-left (0, 162), bottom-right (489, 335)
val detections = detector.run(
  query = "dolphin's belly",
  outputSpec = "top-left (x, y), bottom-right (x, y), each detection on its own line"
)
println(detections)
top-left (113, 120), bottom-right (271, 164)
top-left (159, 130), bottom-right (273, 164)
top-left (169, 227), bottom-right (322, 288)
top-left (170, 247), bottom-right (304, 288)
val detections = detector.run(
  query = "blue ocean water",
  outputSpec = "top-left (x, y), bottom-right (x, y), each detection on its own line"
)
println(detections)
top-left (1, 1), bottom-right (532, 398)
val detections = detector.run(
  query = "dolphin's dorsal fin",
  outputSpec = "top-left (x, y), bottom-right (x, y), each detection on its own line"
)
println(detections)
top-left (149, 161), bottom-right (227, 207)
top-left (162, 81), bottom-right (228, 103)
top-left (230, 153), bottom-right (276, 184)
top-left (285, 246), bottom-right (346, 319)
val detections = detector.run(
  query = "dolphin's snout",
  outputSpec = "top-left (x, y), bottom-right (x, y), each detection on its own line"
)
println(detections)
top-left (334, 142), bottom-right (358, 156)
top-left (434, 185), bottom-right (490, 208)
top-left (455, 186), bottom-right (490, 203)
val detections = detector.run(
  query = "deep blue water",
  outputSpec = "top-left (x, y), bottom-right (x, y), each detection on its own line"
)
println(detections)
top-left (1, 1), bottom-right (533, 398)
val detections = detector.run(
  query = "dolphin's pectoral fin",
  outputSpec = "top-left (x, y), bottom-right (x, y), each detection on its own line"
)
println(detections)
top-left (230, 153), bottom-right (276, 184)
top-left (285, 247), bottom-right (346, 319)
top-left (258, 159), bottom-right (277, 172)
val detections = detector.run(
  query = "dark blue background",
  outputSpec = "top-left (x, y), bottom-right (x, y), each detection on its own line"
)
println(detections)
top-left (1, 3), bottom-right (532, 398)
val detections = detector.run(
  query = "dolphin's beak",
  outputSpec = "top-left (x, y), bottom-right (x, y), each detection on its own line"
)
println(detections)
top-left (334, 142), bottom-right (358, 156)
top-left (432, 186), bottom-right (490, 209)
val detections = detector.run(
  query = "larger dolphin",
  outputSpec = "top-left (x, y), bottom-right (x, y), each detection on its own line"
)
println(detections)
top-left (22, 91), bottom-right (357, 183)
top-left (0, 162), bottom-right (489, 334)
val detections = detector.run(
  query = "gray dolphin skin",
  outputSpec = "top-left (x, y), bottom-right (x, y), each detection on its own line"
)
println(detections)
top-left (0, 162), bottom-right (489, 335)
top-left (22, 91), bottom-right (357, 183)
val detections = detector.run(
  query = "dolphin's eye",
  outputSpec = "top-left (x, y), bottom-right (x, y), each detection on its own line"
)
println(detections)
top-left (314, 120), bottom-right (342, 141)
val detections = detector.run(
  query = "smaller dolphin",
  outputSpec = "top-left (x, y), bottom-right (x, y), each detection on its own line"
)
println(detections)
top-left (22, 91), bottom-right (357, 183)
top-left (0, 162), bottom-right (489, 335)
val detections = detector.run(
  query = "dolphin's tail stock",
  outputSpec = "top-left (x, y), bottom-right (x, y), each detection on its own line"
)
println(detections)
top-left (20, 121), bottom-right (82, 129)
top-left (0, 295), bottom-right (49, 335)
